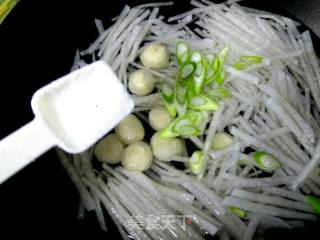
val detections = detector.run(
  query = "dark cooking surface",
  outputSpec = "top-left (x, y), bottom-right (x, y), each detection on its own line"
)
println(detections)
top-left (0, 0), bottom-right (319, 238)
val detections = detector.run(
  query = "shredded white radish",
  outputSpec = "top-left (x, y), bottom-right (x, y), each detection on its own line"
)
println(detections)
top-left (223, 196), bottom-right (317, 220)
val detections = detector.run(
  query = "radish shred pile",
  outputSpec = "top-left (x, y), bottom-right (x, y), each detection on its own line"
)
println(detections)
top-left (59, 1), bottom-right (320, 239)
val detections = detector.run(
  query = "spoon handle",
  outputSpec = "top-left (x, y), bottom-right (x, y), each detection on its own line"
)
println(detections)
top-left (0, 118), bottom-right (56, 184)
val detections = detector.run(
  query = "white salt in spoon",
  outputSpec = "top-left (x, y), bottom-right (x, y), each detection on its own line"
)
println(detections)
top-left (0, 61), bottom-right (134, 184)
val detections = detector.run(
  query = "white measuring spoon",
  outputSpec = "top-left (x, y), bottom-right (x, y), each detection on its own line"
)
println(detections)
top-left (0, 61), bottom-right (134, 184)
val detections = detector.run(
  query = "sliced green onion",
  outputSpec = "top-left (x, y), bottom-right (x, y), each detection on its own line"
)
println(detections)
top-left (187, 110), bottom-right (208, 126)
top-left (161, 42), bottom-right (231, 131)
top-left (218, 46), bottom-right (229, 61)
top-left (188, 51), bottom-right (206, 95)
top-left (175, 82), bottom-right (188, 103)
top-left (229, 207), bottom-right (247, 218)
top-left (193, 62), bottom-right (206, 95)
top-left (160, 114), bottom-right (200, 138)
top-left (175, 102), bottom-right (188, 116)
top-left (205, 64), bottom-right (215, 81)
top-left (205, 54), bottom-right (214, 66)
top-left (176, 42), bottom-right (191, 65)
top-left (160, 110), bottom-right (206, 138)
top-left (174, 118), bottom-right (199, 136)
top-left (233, 55), bottom-right (263, 70)
top-left (189, 94), bottom-right (219, 111)
top-left (191, 51), bottom-right (202, 63)
top-left (306, 196), bottom-right (320, 214)
top-left (214, 70), bottom-right (226, 85)
top-left (195, 61), bottom-right (205, 76)
top-left (0, 0), bottom-right (20, 25)
top-left (189, 151), bottom-right (204, 175)
top-left (159, 121), bottom-right (179, 138)
top-left (187, 110), bottom-right (209, 133)
top-left (204, 58), bottom-right (217, 84)
top-left (212, 47), bottom-right (229, 85)
top-left (204, 46), bottom-right (229, 85)
top-left (205, 87), bottom-right (230, 100)
top-left (174, 82), bottom-right (188, 116)
top-left (161, 83), bottom-right (176, 117)
top-left (252, 151), bottom-right (281, 172)
top-left (179, 63), bottom-right (196, 79)
top-left (186, 80), bottom-right (196, 102)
